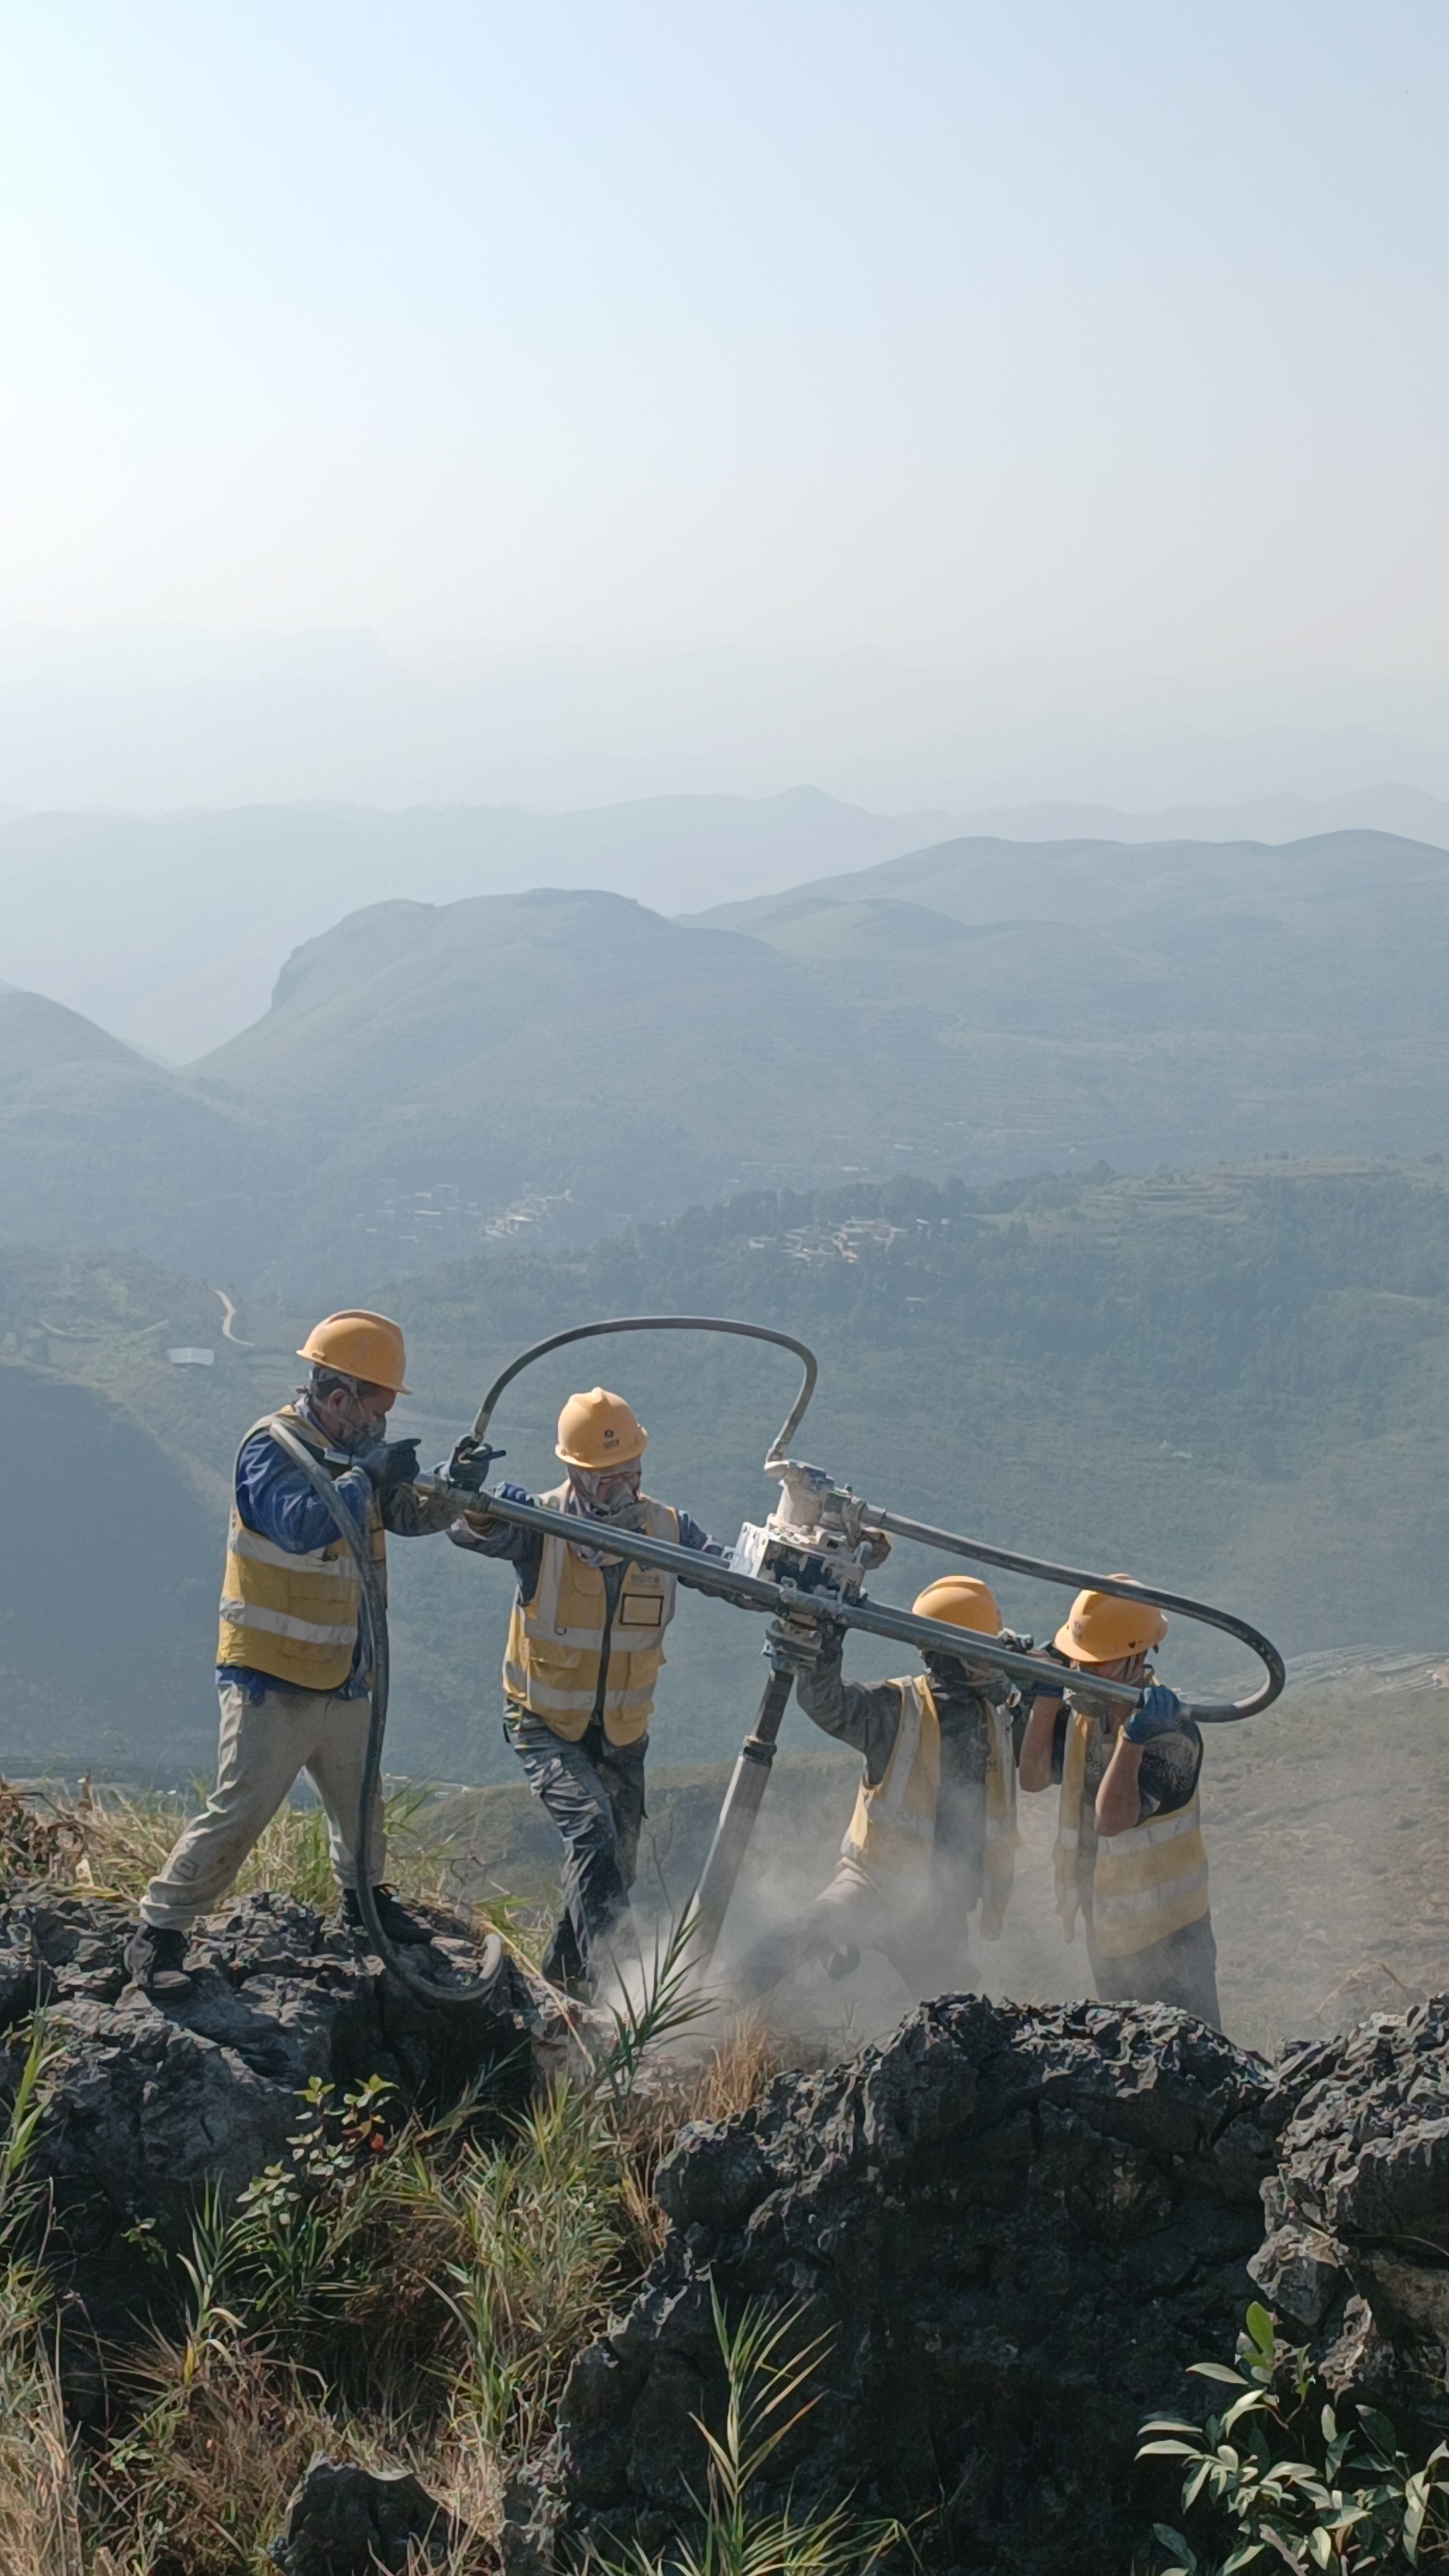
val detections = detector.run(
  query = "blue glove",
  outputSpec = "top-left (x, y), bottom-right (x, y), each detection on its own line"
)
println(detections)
top-left (497, 1482), bottom-right (533, 1507)
top-left (1124, 1683), bottom-right (1183, 1745)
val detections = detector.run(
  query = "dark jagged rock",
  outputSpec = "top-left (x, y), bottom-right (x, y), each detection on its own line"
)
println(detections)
top-left (1256, 1998), bottom-right (1449, 2424)
top-left (268, 2457), bottom-right (460, 2573)
top-left (0, 1888), bottom-right (538, 2387)
top-left (515, 1993), bottom-right (1287, 2576)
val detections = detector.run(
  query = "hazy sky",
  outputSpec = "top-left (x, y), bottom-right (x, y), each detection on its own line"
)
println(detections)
top-left (3, 1), bottom-right (1446, 682)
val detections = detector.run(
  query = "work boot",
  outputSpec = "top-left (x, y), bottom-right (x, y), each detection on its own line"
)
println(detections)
top-left (341, 1886), bottom-right (437, 1947)
top-left (123, 1922), bottom-right (194, 1998)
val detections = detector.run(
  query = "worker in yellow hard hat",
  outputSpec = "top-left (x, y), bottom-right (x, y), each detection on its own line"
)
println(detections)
top-left (1018, 1579), bottom-right (1220, 2025)
top-left (125, 1311), bottom-right (458, 1998)
top-left (450, 1387), bottom-right (720, 1997)
top-left (729, 1574), bottom-right (1022, 2009)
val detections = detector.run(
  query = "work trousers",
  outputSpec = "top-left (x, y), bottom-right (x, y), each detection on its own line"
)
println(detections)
top-left (731, 1858), bottom-right (971, 2006)
top-left (1086, 1911), bottom-right (1222, 2029)
top-left (504, 1705), bottom-right (647, 1989)
top-left (140, 1680), bottom-right (384, 1931)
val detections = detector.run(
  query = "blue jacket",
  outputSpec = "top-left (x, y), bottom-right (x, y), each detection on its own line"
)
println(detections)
top-left (218, 1421), bottom-right (445, 1701)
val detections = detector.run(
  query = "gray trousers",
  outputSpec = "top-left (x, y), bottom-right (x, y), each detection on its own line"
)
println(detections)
top-left (504, 1707), bottom-right (647, 1987)
top-left (140, 1680), bottom-right (384, 1931)
top-left (1086, 1913), bottom-right (1222, 2028)
top-left (731, 1858), bottom-right (973, 2005)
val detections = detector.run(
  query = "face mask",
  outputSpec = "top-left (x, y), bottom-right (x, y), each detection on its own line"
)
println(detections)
top-left (303, 1375), bottom-right (378, 1456)
top-left (569, 1465), bottom-right (643, 1523)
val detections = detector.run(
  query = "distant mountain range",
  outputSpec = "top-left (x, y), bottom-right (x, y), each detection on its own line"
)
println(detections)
top-left (0, 786), bottom-right (1445, 1062)
top-left (1, 826), bottom-right (1448, 1294)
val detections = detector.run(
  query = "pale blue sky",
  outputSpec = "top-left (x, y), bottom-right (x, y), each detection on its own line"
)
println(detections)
top-left (0, 2), bottom-right (1446, 678)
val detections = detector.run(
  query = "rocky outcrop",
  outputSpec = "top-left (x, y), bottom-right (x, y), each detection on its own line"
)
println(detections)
top-left (516, 1994), bottom-right (1289, 2576)
top-left (13, 1890), bottom-right (1449, 2575)
top-left (0, 1887), bottom-right (541, 2383)
top-left (1254, 1997), bottom-right (1449, 2425)
top-left (508, 1994), bottom-right (1449, 2576)
top-left (268, 2459), bottom-right (460, 2573)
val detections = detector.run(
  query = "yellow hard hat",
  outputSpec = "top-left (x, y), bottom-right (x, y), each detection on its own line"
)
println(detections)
top-left (297, 1310), bottom-right (411, 1395)
top-left (555, 1387), bottom-right (648, 1470)
top-left (912, 1575), bottom-right (1002, 1635)
top-left (1053, 1576), bottom-right (1167, 1667)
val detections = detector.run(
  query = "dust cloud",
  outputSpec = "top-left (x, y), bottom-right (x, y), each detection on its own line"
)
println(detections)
top-left (655, 1661), bottom-right (1449, 2063)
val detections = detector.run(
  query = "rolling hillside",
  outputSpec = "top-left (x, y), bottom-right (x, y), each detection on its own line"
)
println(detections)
top-left (0, 790), bottom-right (955, 1060)
top-left (1, 828), bottom-right (1448, 1297)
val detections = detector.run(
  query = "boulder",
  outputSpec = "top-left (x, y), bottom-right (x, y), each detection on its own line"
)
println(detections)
top-left (268, 2457), bottom-right (460, 2573)
top-left (517, 1993), bottom-right (1288, 2576)
top-left (1264, 1997), bottom-right (1449, 2424)
top-left (0, 1888), bottom-right (540, 2378)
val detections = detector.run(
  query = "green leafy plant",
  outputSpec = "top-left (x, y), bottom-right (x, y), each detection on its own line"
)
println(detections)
top-left (1139, 2301), bottom-right (1449, 2571)
top-left (596, 1907), bottom-right (716, 2106)
top-left (597, 2284), bottom-right (907, 2576)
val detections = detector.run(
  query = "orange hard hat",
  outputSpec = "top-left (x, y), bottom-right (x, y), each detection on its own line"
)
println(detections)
top-left (1053, 1576), bottom-right (1167, 1667)
top-left (912, 1574), bottom-right (1002, 1637)
top-left (297, 1310), bottom-right (411, 1395)
top-left (555, 1387), bottom-right (647, 1470)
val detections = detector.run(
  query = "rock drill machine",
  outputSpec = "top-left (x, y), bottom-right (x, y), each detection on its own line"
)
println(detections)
top-left (273, 1314), bottom-right (1285, 2002)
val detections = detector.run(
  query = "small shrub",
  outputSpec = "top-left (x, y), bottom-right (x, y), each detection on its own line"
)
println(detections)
top-left (1138, 2301), bottom-right (1449, 2571)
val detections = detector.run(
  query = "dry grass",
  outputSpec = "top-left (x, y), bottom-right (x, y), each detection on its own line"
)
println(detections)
top-left (23, 1776), bottom-right (538, 1965)
top-left (0, 1789), bottom-right (816, 2573)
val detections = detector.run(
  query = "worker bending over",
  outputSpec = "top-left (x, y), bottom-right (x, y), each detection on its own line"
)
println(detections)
top-left (730, 1578), bottom-right (1019, 2008)
top-left (451, 1389), bottom-right (718, 1998)
top-left (1019, 1581), bottom-right (1220, 2026)
top-left (126, 1312), bottom-right (455, 1998)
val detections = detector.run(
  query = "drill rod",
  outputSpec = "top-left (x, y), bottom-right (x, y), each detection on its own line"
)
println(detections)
top-left (682, 1665), bottom-right (795, 1974)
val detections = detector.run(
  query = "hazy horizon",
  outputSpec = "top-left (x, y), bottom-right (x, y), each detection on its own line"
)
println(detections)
top-left (0, 4), bottom-right (1445, 815)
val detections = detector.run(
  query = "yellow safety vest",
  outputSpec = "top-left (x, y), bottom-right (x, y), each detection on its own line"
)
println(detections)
top-left (841, 1676), bottom-right (1018, 1935)
top-left (1054, 1697), bottom-right (1210, 1959)
top-left (504, 1488), bottom-right (680, 1746)
top-left (217, 1407), bottom-right (384, 1694)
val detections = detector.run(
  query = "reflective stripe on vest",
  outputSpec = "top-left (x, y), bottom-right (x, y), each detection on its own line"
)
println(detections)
top-left (216, 1406), bottom-right (381, 1693)
top-left (1054, 1699), bottom-right (1210, 1956)
top-left (1091, 1797), bottom-right (1210, 1957)
top-left (841, 1676), bottom-right (1018, 1931)
top-left (503, 1488), bottom-right (680, 1745)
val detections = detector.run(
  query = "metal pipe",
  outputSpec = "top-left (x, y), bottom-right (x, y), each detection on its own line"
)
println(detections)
top-left (468, 1315), bottom-right (818, 1472)
top-left (680, 1666), bottom-right (794, 1973)
top-left (861, 1505), bottom-right (1285, 1721)
top-left (267, 1421), bottom-right (504, 2010)
top-left (425, 1484), bottom-right (1150, 1709)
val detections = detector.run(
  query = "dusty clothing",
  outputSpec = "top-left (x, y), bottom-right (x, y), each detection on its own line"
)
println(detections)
top-left (729, 1856), bottom-right (935, 2002)
top-left (140, 1680), bottom-right (384, 1929)
top-left (1050, 1688), bottom-right (1220, 2027)
top-left (455, 1483), bottom-right (716, 1988)
top-left (731, 1648), bottom-right (1018, 2004)
top-left (221, 1407), bottom-right (455, 1700)
top-left (1087, 1913), bottom-right (1221, 2023)
top-left (504, 1708), bottom-right (648, 1987)
top-left (146, 1397), bottom-right (451, 1933)
top-left (452, 1488), bottom-right (717, 1744)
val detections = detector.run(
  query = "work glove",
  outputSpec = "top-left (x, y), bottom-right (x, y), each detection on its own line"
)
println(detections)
top-left (362, 1438), bottom-right (420, 1495)
top-left (859, 1529), bottom-right (892, 1572)
top-left (441, 1438), bottom-right (495, 1494)
top-left (496, 1482), bottom-right (533, 1508)
top-left (767, 1609), bottom-right (843, 1675)
top-left (1123, 1682), bottom-right (1183, 1745)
